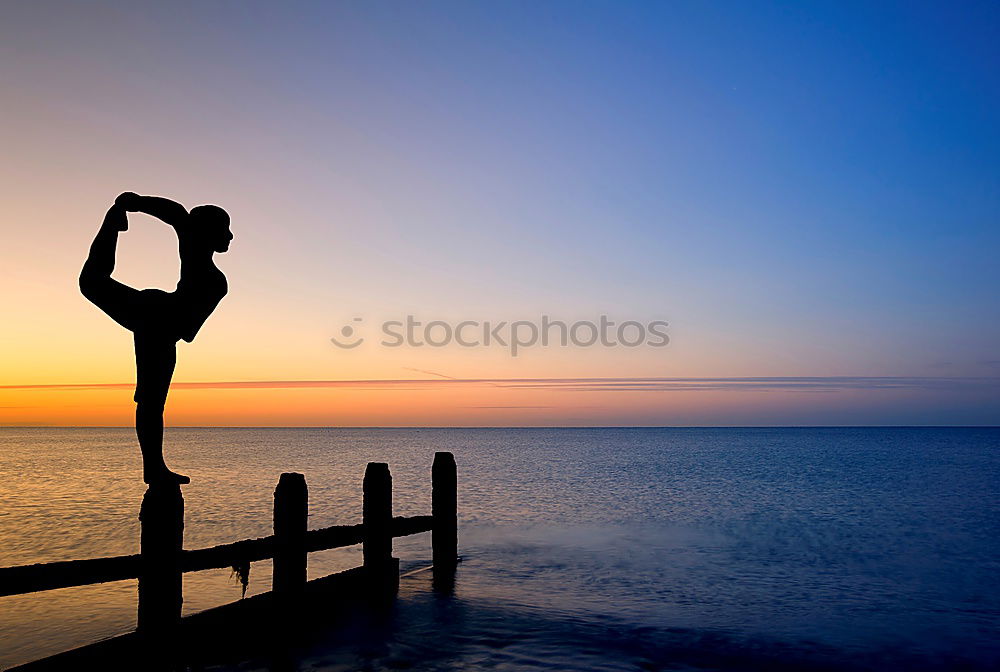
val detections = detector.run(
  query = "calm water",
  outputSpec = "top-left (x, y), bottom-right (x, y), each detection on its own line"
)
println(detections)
top-left (0, 427), bottom-right (998, 670)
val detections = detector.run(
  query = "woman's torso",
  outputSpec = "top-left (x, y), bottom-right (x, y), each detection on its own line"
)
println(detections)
top-left (172, 238), bottom-right (228, 342)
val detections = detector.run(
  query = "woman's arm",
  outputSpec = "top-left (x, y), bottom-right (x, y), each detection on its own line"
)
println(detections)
top-left (115, 192), bottom-right (189, 230)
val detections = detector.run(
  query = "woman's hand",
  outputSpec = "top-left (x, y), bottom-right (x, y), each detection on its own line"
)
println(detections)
top-left (114, 192), bottom-right (188, 229)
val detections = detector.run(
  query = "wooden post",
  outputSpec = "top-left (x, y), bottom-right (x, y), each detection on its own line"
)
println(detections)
top-left (273, 472), bottom-right (308, 599)
top-left (432, 452), bottom-right (458, 567)
top-left (363, 462), bottom-right (398, 592)
top-left (137, 484), bottom-right (184, 636)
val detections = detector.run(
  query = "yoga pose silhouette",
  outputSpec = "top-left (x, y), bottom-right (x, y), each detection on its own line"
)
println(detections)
top-left (80, 193), bottom-right (232, 485)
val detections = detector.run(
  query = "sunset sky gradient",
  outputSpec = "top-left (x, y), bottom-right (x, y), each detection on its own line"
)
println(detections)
top-left (2, 1), bottom-right (998, 425)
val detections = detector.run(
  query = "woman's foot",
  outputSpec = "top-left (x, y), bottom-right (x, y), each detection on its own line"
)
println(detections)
top-left (143, 468), bottom-right (190, 485)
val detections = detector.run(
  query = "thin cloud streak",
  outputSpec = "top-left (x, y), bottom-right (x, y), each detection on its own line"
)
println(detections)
top-left (3, 377), bottom-right (998, 393)
top-left (462, 405), bottom-right (557, 409)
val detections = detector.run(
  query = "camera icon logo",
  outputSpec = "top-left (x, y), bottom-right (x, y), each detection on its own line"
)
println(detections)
top-left (330, 317), bottom-right (364, 349)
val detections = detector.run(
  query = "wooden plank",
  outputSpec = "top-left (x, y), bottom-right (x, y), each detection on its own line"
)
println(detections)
top-left (0, 516), bottom-right (433, 597)
top-left (137, 484), bottom-right (184, 635)
top-left (363, 463), bottom-right (393, 568)
top-left (363, 462), bottom-right (398, 594)
top-left (304, 524), bottom-right (363, 552)
top-left (0, 555), bottom-right (140, 597)
top-left (432, 452), bottom-right (458, 567)
top-left (182, 536), bottom-right (276, 572)
top-left (392, 515), bottom-right (433, 537)
top-left (272, 473), bottom-right (308, 597)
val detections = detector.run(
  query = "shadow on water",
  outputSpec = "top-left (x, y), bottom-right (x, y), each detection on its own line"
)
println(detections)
top-left (25, 568), bottom-right (981, 672)
top-left (253, 574), bottom-right (991, 672)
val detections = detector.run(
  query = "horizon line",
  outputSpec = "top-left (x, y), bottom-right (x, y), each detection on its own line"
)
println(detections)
top-left (4, 375), bottom-right (1000, 393)
top-left (4, 424), bottom-right (1000, 429)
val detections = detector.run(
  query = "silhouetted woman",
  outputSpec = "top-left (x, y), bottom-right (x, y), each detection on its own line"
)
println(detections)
top-left (80, 193), bottom-right (232, 485)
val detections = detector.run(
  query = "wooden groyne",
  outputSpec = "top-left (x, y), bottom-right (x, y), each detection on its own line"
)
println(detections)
top-left (1, 452), bottom-right (459, 667)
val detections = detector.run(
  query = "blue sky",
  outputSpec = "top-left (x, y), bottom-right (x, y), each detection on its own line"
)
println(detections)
top-left (1, 1), bottom-right (997, 424)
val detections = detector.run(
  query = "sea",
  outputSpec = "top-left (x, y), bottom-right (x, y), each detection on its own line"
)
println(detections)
top-left (0, 427), bottom-right (998, 670)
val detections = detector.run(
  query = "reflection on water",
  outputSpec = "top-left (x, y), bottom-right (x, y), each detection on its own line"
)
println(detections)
top-left (1, 428), bottom-right (998, 670)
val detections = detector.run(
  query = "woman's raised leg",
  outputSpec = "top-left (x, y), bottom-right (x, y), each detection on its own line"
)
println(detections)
top-left (80, 205), bottom-right (141, 331)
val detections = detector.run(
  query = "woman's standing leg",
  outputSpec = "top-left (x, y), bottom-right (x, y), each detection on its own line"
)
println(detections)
top-left (134, 333), bottom-right (188, 484)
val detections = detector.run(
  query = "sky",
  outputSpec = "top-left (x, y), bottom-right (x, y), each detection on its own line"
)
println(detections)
top-left (1, 0), bottom-right (998, 426)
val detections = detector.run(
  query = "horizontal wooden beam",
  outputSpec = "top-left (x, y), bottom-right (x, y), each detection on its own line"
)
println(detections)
top-left (182, 535), bottom-right (276, 573)
top-left (0, 515), bottom-right (435, 597)
top-left (0, 555), bottom-right (139, 597)
top-left (305, 524), bottom-right (363, 553)
top-left (392, 515), bottom-right (434, 537)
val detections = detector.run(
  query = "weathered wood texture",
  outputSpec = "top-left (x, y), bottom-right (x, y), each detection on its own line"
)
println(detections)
top-left (432, 451), bottom-right (458, 567)
top-left (137, 484), bottom-right (184, 634)
top-left (0, 555), bottom-right (140, 597)
top-left (0, 517), bottom-right (433, 597)
top-left (0, 458), bottom-right (451, 603)
top-left (363, 462), bottom-right (393, 569)
top-left (272, 472), bottom-right (308, 596)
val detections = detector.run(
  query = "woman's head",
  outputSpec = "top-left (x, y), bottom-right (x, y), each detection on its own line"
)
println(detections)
top-left (190, 205), bottom-right (232, 253)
